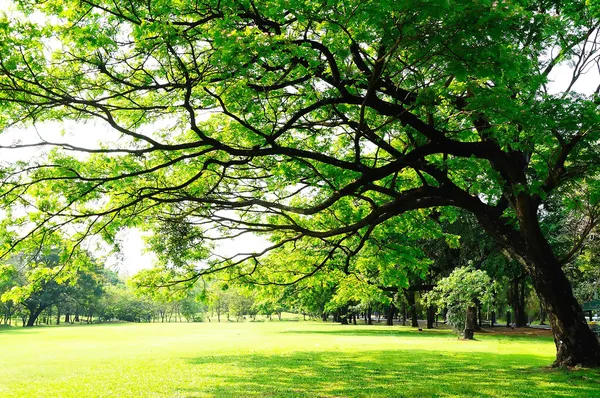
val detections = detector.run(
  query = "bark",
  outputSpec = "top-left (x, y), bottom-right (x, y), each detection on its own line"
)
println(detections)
top-left (385, 302), bottom-right (395, 326)
top-left (406, 292), bottom-right (418, 327)
top-left (321, 312), bottom-right (327, 322)
top-left (367, 305), bottom-right (372, 325)
top-left (26, 306), bottom-right (44, 327)
top-left (401, 302), bottom-right (406, 326)
top-left (474, 196), bottom-right (600, 367)
top-left (525, 256), bottom-right (600, 367)
top-left (511, 277), bottom-right (527, 327)
top-left (491, 310), bottom-right (496, 327)
top-left (464, 306), bottom-right (476, 340)
top-left (426, 306), bottom-right (434, 329)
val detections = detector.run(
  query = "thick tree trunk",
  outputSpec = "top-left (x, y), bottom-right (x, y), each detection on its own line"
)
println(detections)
top-left (26, 306), bottom-right (44, 327)
top-left (464, 306), bottom-right (476, 340)
top-left (475, 197), bottom-right (600, 367)
top-left (525, 256), bottom-right (600, 367)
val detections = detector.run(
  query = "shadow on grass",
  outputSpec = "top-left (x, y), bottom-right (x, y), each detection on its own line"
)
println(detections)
top-left (283, 325), bottom-right (556, 343)
top-left (282, 327), bottom-right (453, 339)
top-left (0, 325), bottom-right (43, 335)
top-left (0, 321), bottom-right (133, 334)
top-left (180, 350), bottom-right (600, 397)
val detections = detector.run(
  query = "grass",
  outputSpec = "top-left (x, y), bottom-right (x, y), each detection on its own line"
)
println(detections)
top-left (1, 321), bottom-right (599, 397)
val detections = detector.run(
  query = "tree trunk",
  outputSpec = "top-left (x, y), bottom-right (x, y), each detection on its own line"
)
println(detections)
top-left (525, 256), bottom-right (600, 367)
top-left (321, 312), bottom-right (327, 322)
top-left (385, 302), bottom-right (395, 326)
top-left (464, 306), bottom-right (476, 340)
top-left (367, 305), bottom-right (372, 325)
top-left (26, 306), bottom-right (44, 327)
top-left (406, 292), bottom-right (418, 327)
top-left (539, 301), bottom-right (546, 325)
top-left (511, 277), bottom-right (527, 327)
top-left (426, 306), bottom-right (434, 329)
top-left (475, 198), bottom-right (600, 367)
top-left (491, 310), bottom-right (495, 327)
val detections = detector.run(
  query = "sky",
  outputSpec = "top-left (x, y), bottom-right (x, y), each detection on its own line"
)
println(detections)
top-left (0, 1), bottom-right (598, 275)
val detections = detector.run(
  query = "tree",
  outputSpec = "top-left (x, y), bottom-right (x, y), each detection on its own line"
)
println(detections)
top-left (424, 267), bottom-right (494, 339)
top-left (0, 0), bottom-right (600, 365)
top-left (0, 263), bottom-right (20, 324)
top-left (1, 246), bottom-right (103, 326)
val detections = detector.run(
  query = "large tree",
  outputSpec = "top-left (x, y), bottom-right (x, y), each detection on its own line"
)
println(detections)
top-left (0, 0), bottom-right (599, 366)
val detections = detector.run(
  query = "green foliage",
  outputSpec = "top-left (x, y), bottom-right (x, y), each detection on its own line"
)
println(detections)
top-left (424, 266), bottom-right (495, 333)
top-left (1, 0), bottom-right (600, 364)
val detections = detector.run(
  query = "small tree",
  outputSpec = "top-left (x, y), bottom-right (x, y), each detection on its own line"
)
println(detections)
top-left (424, 267), bottom-right (494, 339)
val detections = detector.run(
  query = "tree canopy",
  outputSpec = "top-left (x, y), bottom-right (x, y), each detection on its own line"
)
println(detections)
top-left (0, 0), bottom-right (599, 366)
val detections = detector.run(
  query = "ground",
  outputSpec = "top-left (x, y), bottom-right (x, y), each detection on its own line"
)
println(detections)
top-left (1, 320), bottom-right (599, 397)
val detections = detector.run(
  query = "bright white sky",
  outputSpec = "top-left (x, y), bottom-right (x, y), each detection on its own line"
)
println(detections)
top-left (0, 0), bottom-right (598, 275)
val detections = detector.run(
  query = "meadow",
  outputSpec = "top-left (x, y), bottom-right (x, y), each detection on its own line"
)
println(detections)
top-left (1, 320), bottom-right (599, 397)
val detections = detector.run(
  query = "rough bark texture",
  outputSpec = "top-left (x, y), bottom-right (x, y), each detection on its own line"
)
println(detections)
top-left (474, 195), bottom-right (600, 367)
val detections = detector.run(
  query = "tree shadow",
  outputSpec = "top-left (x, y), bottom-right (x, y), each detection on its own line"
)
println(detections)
top-left (282, 325), bottom-right (556, 343)
top-left (179, 349), bottom-right (600, 397)
top-left (0, 325), bottom-right (42, 335)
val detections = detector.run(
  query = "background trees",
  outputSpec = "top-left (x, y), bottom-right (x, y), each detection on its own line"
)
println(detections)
top-left (0, 0), bottom-right (599, 365)
top-left (424, 267), bottom-right (494, 339)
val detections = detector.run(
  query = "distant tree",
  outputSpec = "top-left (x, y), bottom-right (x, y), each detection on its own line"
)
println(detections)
top-left (0, 264), bottom-right (20, 324)
top-left (424, 267), bottom-right (494, 339)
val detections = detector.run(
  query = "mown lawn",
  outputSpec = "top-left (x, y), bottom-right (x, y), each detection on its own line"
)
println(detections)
top-left (0, 321), bottom-right (599, 397)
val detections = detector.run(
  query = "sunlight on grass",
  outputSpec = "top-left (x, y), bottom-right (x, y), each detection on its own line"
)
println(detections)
top-left (1, 322), bottom-right (598, 397)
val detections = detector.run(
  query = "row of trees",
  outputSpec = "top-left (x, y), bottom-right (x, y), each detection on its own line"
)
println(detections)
top-left (2, 212), bottom-right (597, 335)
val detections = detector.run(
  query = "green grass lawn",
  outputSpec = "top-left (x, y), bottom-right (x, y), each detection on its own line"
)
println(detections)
top-left (1, 321), bottom-right (599, 397)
